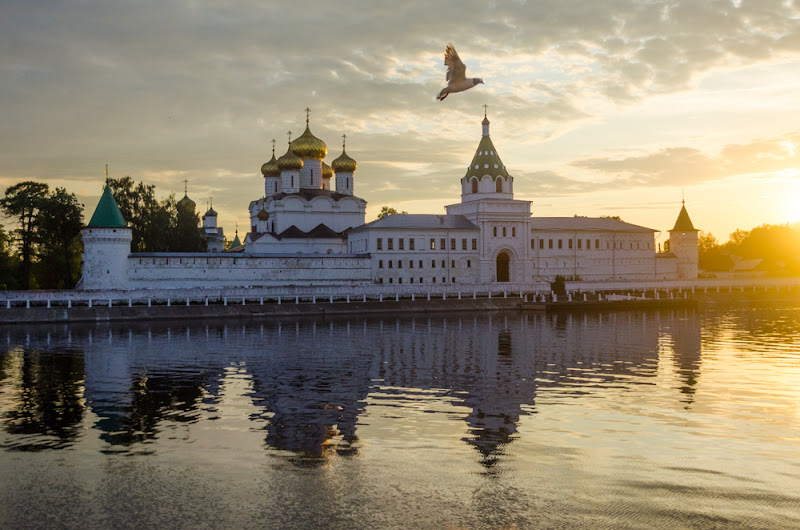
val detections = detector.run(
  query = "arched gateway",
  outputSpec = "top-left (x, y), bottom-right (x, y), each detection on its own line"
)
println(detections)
top-left (496, 251), bottom-right (510, 282)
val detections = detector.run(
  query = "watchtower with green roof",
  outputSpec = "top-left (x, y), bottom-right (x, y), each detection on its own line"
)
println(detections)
top-left (667, 200), bottom-right (699, 279)
top-left (80, 183), bottom-right (133, 290)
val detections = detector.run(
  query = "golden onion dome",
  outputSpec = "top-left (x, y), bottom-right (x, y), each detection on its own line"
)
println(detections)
top-left (322, 162), bottom-right (334, 180)
top-left (256, 209), bottom-right (270, 221)
top-left (291, 124), bottom-right (327, 160)
top-left (277, 145), bottom-right (303, 171)
top-left (332, 148), bottom-right (357, 173)
top-left (261, 154), bottom-right (280, 177)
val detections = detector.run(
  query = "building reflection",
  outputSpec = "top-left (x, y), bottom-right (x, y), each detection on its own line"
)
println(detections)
top-left (0, 309), bottom-right (701, 465)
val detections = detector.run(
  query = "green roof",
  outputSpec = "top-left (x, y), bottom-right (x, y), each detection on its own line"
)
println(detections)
top-left (231, 233), bottom-right (242, 247)
top-left (464, 133), bottom-right (509, 182)
top-left (87, 186), bottom-right (127, 228)
top-left (671, 204), bottom-right (697, 232)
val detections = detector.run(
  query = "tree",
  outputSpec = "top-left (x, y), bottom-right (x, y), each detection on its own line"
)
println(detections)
top-left (601, 215), bottom-right (623, 221)
top-left (0, 224), bottom-right (19, 290)
top-left (35, 188), bottom-right (84, 288)
top-left (377, 206), bottom-right (408, 219)
top-left (0, 181), bottom-right (49, 289)
top-left (697, 231), bottom-right (732, 272)
top-left (172, 198), bottom-right (206, 252)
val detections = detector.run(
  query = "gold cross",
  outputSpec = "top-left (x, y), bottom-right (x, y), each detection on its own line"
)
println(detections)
top-left (183, 178), bottom-right (189, 195)
top-left (287, 130), bottom-right (292, 143)
top-left (342, 133), bottom-right (347, 149)
top-left (271, 138), bottom-right (276, 155)
top-left (305, 107), bottom-right (311, 123)
top-left (483, 104), bottom-right (488, 117)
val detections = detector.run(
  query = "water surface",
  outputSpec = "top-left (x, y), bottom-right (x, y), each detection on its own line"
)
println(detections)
top-left (1, 305), bottom-right (799, 528)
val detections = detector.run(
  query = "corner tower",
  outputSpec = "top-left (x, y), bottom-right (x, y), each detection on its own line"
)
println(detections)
top-left (80, 183), bottom-right (132, 290)
top-left (668, 200), bottom-right (699, 279)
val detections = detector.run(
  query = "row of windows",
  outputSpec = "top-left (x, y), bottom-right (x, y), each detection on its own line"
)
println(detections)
top-left (470, 177), bottom-right (504, 193)
top-left (378, 259), bottom-right (472, 269)
top-left (531, 238), bottom-right (651, 250)
top-left (378, 277), bottom-right (458, 284)
top-left (492, 226), bottom-right (516, 238)
top-left (376, 237), bottom-right (478, 251)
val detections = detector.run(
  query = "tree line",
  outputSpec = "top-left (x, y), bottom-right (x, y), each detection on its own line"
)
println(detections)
top-left (699, 223), bottom-right (800, 275)
top-left (0, 177), bottom-right (206, 290)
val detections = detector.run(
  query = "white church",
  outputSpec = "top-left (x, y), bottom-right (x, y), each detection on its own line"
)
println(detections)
top-left (79, 111), bottom-right (698, 290)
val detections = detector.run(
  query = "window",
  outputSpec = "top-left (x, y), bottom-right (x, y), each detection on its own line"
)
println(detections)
top-left (531, 239), bottom-right (535, 249)
top-left (512, 226), bottom-right (516, 237)
top-left (251, 224), bottom-right (256, 233)
top-left (578, 239), bottom-right (582, 249)
top-left (388, 260), bottom-right (393, 268)
top-left (450, 238), bottom-right (456, 250)
top-left (432, 277), bottom-right (436, 283)
top-left (442, 277), bottom-right (446, 283)
top-left (410, 278), bottom-right (414, 284)
top-left (419, 260), bottom-right (423, 268)
top-left (430, 238), bottom-right (435, 250)
top-left (432, 260), bottom-right (436, 268)
top-left (409, 239), bottom-right (415, 250)
top-left (377, 238), bottom-right (383, 250)
top-left (586, 239), bottom-right (590, 249)
top-left (502, 227), bottom-right (507, 237)
top-left (398, 260), bottom-right (403, 268)
top-left (399, 238), bottom-right (404, 250)
top-left (399, 278), bottom-right (403, 284)
top-left (409, 260), bottom-right (414, 269)
top-left (379, 278), bottom-right (383, 284)
top-left (471, 178), bottom-right (478, 193)
top-left (419, 277), bottom-right (423, 283)
top-left (539, 239), bottom-right (544, 249)
top-left (496, 179), bottom-right (502, 193)
top-left (462, 238), bottom-right (467, 250)
top-left (378, 260), bottom-right (383, 269)
top-left (440, 238), bottom-right (446, 250)
top-left (472, 239), bottom-right (477, 250)
top-left (549, 239), bottom-right (553, 249)
top-left (387, 238), bottom-right (393, 250)
top-left (569, 239), bottom-right (573, 249)
top-left (451, 277), bottom-right (455, 283)
top-left (467, 260), bottom-right (471, 268)
top-left (558, 239), bottom-right (563, 249)
top-left (389, 277), bottom-right (393, 284)
top-left (451, 260), bottom-right (455, 268)
top-left (441, 260), bottom-right (446, 268)
top-left (493, 226), bottom-right (497, 237)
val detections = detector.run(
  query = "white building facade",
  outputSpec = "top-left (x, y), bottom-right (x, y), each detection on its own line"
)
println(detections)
top-left (79, 112), bottom-right (697, 290)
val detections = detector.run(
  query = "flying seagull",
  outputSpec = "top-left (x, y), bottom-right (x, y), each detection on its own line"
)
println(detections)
top-left (437, 43), bottom-right (484, 101)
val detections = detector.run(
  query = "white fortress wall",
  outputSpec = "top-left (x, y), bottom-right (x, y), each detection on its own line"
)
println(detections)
top-left (126, 253), bottom-right (372, 288)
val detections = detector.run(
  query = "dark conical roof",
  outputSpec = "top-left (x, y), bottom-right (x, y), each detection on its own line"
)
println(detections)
top-left (671, 203), bottom-right (697, 231)
top-left (87, 186), bottom-right (127, 228)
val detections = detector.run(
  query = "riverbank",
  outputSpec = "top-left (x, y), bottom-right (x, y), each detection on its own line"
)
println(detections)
top-left (1, 279), bottom-right (798, 325)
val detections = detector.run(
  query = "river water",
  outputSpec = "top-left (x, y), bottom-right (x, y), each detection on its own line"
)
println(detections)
top-left (1, 304), bottom-right (799, 529)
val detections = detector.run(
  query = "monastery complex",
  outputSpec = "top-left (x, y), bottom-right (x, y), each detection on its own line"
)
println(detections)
top-left (79, 112), bottom-right (699, 291)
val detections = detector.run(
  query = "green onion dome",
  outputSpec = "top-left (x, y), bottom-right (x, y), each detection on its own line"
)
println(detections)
top-left (332, 148), bottom-right (357, 173)
top-left (291, 124), bottom-right (327, 160)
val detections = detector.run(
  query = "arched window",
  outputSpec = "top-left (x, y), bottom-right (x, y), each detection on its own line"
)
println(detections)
top-left (471, 178), bottom-right (478, 193)
top-left (496, 178), bottom-right (503, 193)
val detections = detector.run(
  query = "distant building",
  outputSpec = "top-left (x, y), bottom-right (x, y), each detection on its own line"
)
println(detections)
top-left (79, 111), bottom-right (697, 290)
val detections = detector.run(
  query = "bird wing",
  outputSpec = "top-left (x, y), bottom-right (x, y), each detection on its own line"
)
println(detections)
top-left (444, 43), bottom-right (467, 83)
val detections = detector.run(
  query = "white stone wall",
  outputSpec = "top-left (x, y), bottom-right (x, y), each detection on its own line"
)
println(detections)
top-left (127, 254), bottom-right (371, 288)
top-left (335, 171), bottom-right (353, 195)
top-left (529, 230), bottom-right (660, 281)
top-left (246, 235), bottom-right (347, 255)
top-left (80, 227), bottom-right (133, 290)
top-left (300, 159), bottom-right (323, 189)
top-left (281, 170), bottom-right (300, 193)
top-left (268, 195), bottom-right (365, 234)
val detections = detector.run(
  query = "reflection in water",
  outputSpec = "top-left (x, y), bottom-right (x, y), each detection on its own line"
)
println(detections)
top-left (1, 307), bottom-right (799, 528)
top-left (0, 348), bottom-right (84, 451)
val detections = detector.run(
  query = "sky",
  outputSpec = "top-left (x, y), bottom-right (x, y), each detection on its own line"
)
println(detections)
top-left (2, 0), bottom-right (800, 243)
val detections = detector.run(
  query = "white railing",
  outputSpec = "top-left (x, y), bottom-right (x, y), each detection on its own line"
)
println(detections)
top-left (1, 277), bottom-right (798, 310)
